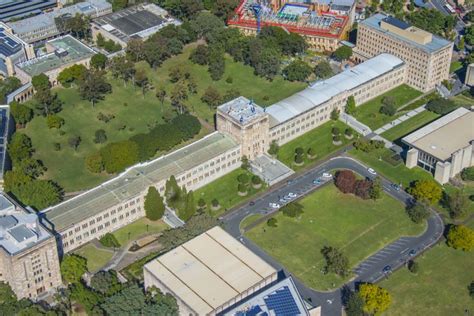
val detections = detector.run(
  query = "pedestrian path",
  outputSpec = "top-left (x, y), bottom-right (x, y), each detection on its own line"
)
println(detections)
top-left (339, 112), bottom-right (372, 136)
top-left (374, 105), bottom-right (426, 134)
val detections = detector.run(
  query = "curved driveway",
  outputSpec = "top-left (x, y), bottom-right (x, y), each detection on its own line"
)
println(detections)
top-left (222, 156), bottom-right (444, 316)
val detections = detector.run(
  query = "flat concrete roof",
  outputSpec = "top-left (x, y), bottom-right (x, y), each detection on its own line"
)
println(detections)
top-left (217, 96), bottom-right (266, 125)
top-left (16, 35), bottom-right (94, 77)
top-left (402, 107), bottom-right (474, 161)
top-left (41, 132), bottom-right (239, 231)
top-left (144, 226), bottom-right (277, 315)
top-left (267, 53), bottom-right (404, 126)
top-left (361, 13), bottom-right (452, 54)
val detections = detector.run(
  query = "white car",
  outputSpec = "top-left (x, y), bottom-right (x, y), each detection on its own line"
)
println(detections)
top-left (367, 168), bottom-right (377, 175)
top-left (322, 172), bottom-right (332, 179)
top-left (288, 192), bottom-right (297, 198)
top-left (269, 203), bottom-right (280, 209)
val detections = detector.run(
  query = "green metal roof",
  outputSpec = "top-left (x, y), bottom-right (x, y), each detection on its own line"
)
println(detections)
top-left (41, 132), bottom-right (239, 231)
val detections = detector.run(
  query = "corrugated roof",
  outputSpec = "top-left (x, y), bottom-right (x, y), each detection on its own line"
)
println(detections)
top-left (41, 132), bottom-right (239, 231)
top-left (266, 53), bottom-right (404, 125)
top-left (144, 227), bottom-right (277, 315)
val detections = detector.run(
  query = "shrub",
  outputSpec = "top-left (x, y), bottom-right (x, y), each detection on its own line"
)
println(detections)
top-left (211, 198), bottom-right (219, 207)
top-left (226, 76), bottom-right (233, 84)
top-left (446, 225), bottom-right (474, 251)
top-left (46, 114), bottom-right (64, 129)
top-left (295, 147), bottom-right (304, 155)
top-left (100, 140), bottom-right (139, 174)
top-left (426, 98), bottom-right (457, 115)
top-left (85, 152), bottom-right (104, 174)
top-left (198, 198), bottom-right (206, 208)
top-left (267, 218), bottom-right (278, 227)
top-left (407, 260), bottom-right (419, 273)
top-left (354, 179), bottom-right (372, 200)
top-left (353, 139), bottom-right (385, 152)
top-left (408, 179), bottom-right (442, 204)
top-left (332, 127), bottom-right (340, 135)
top-left (281, 202), bottom-right (304, 217)
top-left (461, 167), bottom-right (474, 181)
top-left (99, 233), bottom-right (121, 248)
top-left (251, 175), bottom-right (262, 185)
top-left (380, 103), bottom-right (396, 116)
top-left (53, 143), bottom-right (61, 151)
top-left (330, 108), bottom-right (340, 120)
top-left (294, 154), bottom-right (303, 164)
top-left (345, 128), bottom-right (353, 136)
top-left (237, 173), bottom-right (249, 184)
top-left (238, 183), bottom-right (247, 193)
top-left (335, 170), bottom-right (356, 194)
top-left (94, 129), bottom-right (107, 144)
top-left (333, 135), bottom-right (341, 142)
top-left (307, 147), bottom-right (315, 158)
top-left (144, 186), bottom-right (165, 221)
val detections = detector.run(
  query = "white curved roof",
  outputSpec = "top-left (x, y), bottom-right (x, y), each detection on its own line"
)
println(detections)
top-left (267, 53), bottom-right (404, 126)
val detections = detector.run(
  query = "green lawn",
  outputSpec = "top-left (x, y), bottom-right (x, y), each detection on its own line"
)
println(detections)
top-left (194, 168), bottom-right (266, 215)
top-left (451, 94), bottom-right (474, 107)
top-left (354, 84), bottom-right (422, 130)
top-left (246, 185), bottom-right (425, 290)
top-left (22, 43), bottom-right (304, 193)
top-left (138, 43), bottom-right (306, 123)
top-left (349, 148), bottom-right (433, 188)
top-left (240, 214), bottom-right (263, 230)
top-left (381, 218), bottom-right (474, 316)
top-left (449, 60), bottom-right (463, 73)
top-left (381, 110), bottom-right (440, 142)
top-left (277, 120), bottom-right (354, 170)
top-left (113, 218), bottom-right (168, 246)
top-left (74, 243), bottom-right (114, 272)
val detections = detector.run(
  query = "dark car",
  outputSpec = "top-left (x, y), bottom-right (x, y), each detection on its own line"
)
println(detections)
top-left (249, 201), bottom-right (255, 206)
top-left (383, 265), bottom-right (392, 273)
top-left (408, 249), bottom-right (416, 257)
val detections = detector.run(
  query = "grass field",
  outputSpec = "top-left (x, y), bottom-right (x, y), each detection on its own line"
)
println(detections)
top-left (246, 185), bottom-right (425, 290)
top-left (138, 43), bottom-right (306, 123)
top-left (22, 43), bottom-right (304, 193)
top-left (277, 121), bottom-right (354, 170)
top-left (354, 84), bottom-right (422, 130)
top-left (240, 214), bottom-right (263, 230)
top-left (452, 94), bottom-right (474, 107)
top-left (194, 169), bottom-right (266, 215)
top-left (381, 218), bottom-right (474, 316)
top-left (112, 218), bottom-right (168, 246)
top-left (381, 110), bottom-right (440, 142)
top-left (74, 243), bottom-right (114, 272)
top-left (449, 61), bottom-right (463, 73)
top-left (349, 148), bottom-right (433, 188)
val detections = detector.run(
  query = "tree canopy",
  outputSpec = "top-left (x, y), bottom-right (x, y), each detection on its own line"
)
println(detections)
top-left (60, 254), bottom-right (88, 284)
top-left (408, 179), bottom-right (442, 204)
top-left (144, 186), bottom-right (165, 221)
top-left (358, 284), bottom-right (392, 315)
top-left (447, 225), bottom-right (474, 251)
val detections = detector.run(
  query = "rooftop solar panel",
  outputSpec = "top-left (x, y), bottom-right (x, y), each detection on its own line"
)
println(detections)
top-left (382, 16), bottom-right (410, 30)
top-left (263, 286), bottom-right (301, 316)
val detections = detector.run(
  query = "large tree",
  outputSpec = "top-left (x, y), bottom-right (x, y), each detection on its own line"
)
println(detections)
top-left (283, 60), bottom-right (312, 82)
top-left (358, 284), bottom-right (392, 315)
top-left (144, 186), bottom-right (165, 221)
top-left (406, 202), bottom-right (430, 224)
top-left (60, 254), bottom-right (88, 284)
top-left (408, 179), bottom-right (442, 204)
top-left (201, 86), bottom-right (222, 109)
top-left (335, 170), bottom-right (356, 194)
top-left (31, 73), bottom-right (51, 91)
top-left (321, 246), bottom-right (349, 277)
top-left (446, 189), bottom-right (468, 219)
top-left (90, 53), bottom-right (107, 70)
top-left (314, 60), bottom-right (333, 79)
top-left (34, 88), bottom-right (62, 116)
top-left (345, 96), bottom-right (356, 115)
top-left (78, 69), bottom-right (112, 106)
top-left (7, 133), bottom-right (33, 164)
top-left (99, 140), bottom-right (139, 174)
top-left (447, 225), bottom-right (474, 251)
top-left (333, 46), bottom-right (352, 61)
top-left (90, 270), bottom-right (122, 296)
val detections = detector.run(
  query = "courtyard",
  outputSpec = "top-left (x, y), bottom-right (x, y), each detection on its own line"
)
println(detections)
top-left (245, 184), bottom-right (425, 290)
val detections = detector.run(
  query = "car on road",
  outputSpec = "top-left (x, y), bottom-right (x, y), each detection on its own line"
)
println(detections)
top-left (288, 192), bottom-right (297, 198)
top-left (383, 265), bottom-right (392, 273)
top-left (269, 203), bottom-right (280, 209)
top-left (367, 168), bottom-right (377, 175)
top-left (391, 183), bottom-right (401, 191)
top-left (279, 198), bottom-right (286, 203)
top-left (408, 249), bottom-right (416, 257)
top-left (322, 172), bottom-right (332, 179)
top-left (249, 201), bottom-right (255, 206)
top-left (312, 178), bottom-right (322, 184)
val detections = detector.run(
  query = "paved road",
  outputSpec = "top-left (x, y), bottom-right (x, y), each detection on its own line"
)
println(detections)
top-left (222, 156), bottom-right (444, 316)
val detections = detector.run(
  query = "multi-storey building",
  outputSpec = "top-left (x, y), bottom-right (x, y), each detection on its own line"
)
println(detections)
top-left (403, 107), bottom-right (474, 184)
top-left (354, 13), bottom-right (453, 92)
top-left (40, 132), bottom-right (241, 253)
top-left (0, 193), bottom-right (62, 300)
top-left (7, 0), bottom-right (112, 44)
top-left (0, 22), bottom-right (35, 78)
top-left (0, 0), bottom-right (57, 22)
top-left (228, 0), bottom-right (355, 51)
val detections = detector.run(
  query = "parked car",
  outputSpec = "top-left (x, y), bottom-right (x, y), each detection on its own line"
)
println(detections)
top-left (408, 249), bottom-right (416, 257)
top-left (383, 265), bottom-right (392, 273)
top-left (249, 201), bottom-right (255, 206)
top-left (288, 192), bottom-right (297, 198)
top-left (269, 203), bottom-right (280, 209)
top-left (313, 178), bottom-right (322, 184)
top-left (391, 183), bottom-right (401, 191)
top-left (322, 172), bottom-right (332, 178)
top-left (367, 168), bottom-right (377, 175)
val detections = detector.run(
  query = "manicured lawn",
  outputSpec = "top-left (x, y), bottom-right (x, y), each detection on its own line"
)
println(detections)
top-left (194, 168), bottom-right (266, 215)
top-left (354, 84), bottom-right (423, 130)
top-left (240, 214), bottom-right (263, 230)
top-left (74, 243), bottom-right (114, 272)
top-left (381, 218), bottom-right (474, 316)
top-left (349, 148), bottom-right (433, 188)
top-left (113, 218), bottom-right (168, 246)
top-left (449, 60), bottom-right (463, 73)
top-left (451, 94), bottom-right (474, 107)
top-left (381, 110), bottom-right (440, 142)
top-left (277, 120), bottom-right (354, 170)
top-left (138, 43), bottom-right (306, 124)
top-left (246, 185), bottom-right (425, 290)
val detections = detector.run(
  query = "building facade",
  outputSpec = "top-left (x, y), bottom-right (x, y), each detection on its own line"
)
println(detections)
top-left (41, 132), bottom-right (241, 253)
top-left (354, 13), bottom-right (453, 92)
top-left (0, 194), bottom-right (62, 300)
top-left (7, 0), bottom-right (112, 44)
top-left (403, 107), bottom-right (474, 184)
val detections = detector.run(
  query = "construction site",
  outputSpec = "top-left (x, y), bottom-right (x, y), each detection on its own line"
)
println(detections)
top-left (228, 0), bottom-right (355, 51)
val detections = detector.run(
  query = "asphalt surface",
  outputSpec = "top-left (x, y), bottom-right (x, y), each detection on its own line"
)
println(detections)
top-left (222, 156), bottom-right (444, 316)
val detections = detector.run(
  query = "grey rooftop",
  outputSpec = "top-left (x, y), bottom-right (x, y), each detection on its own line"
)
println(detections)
top-left (360, 13), bottom-right (452, 54)
top-left (218, 96), bottom-right (266, 125)
top-left (266, 53), bottom-right (404, 126)
top-left (41, 132), bottom-right (239, 232)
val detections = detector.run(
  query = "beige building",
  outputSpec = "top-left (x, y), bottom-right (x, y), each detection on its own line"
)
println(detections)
top-left (0, 22), bottom-right (35, 78)
top-left (15, 35), bottom-right (95, 85)
top-left (144, 226), bottom-right (278, 315)
top-left (465, 63), bottom-right (474, 86)
top-left (403, 107), bottom-right (474, 184)
top-left (41, 132), bottom-right (240, 253)
top-left (0, 194), bottom-right (62, 300)
top-left (354, 13), bottom-right (453, 92)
